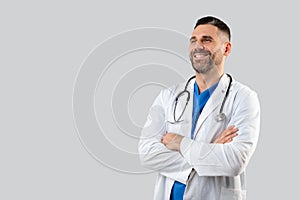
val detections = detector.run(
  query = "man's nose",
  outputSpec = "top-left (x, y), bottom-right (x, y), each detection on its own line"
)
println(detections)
top-left (195, 41), bottom-right (205, 49)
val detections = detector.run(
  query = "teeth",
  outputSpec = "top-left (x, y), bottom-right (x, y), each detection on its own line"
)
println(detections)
top-left (194, 53), bottom-right (206, 58)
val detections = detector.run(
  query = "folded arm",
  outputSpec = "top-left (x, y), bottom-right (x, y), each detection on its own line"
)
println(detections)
top-left (162, 91), bottom-right (260, 177)
top-left (138, 91), bottom-right (191, 182)
top-left (180, 92), bottom-right (260, 176)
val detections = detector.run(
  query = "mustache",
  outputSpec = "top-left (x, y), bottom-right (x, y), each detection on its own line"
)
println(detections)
top-left (191, 48), bottom-right (211, 55)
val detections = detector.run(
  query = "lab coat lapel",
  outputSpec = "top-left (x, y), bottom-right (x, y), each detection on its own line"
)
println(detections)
top-left (193, 74), bottom-right (230, 139)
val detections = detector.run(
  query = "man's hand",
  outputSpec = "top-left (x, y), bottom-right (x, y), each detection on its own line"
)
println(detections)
top-left (214, 125), bottom-right (238, 144)
top-left (161, 133), bottom-right (183, 151)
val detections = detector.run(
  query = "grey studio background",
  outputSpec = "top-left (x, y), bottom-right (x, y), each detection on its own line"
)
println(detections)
top-left (1, 1), bottom-right (299, 199)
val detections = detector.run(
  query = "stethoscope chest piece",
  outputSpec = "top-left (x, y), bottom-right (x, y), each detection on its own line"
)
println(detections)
top-left (215, 113), bottom-right (226, 122)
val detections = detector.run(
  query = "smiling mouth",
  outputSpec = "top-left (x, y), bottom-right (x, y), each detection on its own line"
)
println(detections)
top-left (193, 53), bottom-right (209, 59)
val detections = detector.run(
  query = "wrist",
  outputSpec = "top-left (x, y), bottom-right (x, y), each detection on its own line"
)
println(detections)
top-left (176, 135), bottom-right (184, 151)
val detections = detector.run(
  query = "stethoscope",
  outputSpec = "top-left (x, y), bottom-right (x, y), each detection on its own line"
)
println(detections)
top-left (168, 73), bottom-right (232, 124)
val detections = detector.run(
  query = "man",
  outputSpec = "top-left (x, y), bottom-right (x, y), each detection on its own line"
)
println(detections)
top-left (138, 16), bottom-right (260, 200)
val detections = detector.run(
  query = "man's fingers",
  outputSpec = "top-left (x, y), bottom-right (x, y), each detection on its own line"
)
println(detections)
top-left (223, 137), bottom-right (233, 144)
top-left (161, 133), bottom-right (177, 144)
top-left (161, 132), bottom-right (183, 151)
top-left (223, 133), bottom-right (238, 142)
top-left (225, 129), bottom-right (238, 138)
top-left (214, 126), bottom-right (239, 144)
top-left (223, 127), bottom-right (238, 137)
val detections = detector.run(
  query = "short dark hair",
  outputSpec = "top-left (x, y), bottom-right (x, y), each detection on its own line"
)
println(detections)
top-left (194, 16), bottom-right (231, 41)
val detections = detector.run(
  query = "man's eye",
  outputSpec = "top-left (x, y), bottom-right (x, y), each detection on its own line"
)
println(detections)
top-left (202, 39), bottom-right (212, 43)
top-left (190, 40), bottom-right (196, 43)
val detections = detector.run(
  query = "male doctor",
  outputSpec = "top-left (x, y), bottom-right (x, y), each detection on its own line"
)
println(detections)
top-left (138, 16), bottom-right (260, 200)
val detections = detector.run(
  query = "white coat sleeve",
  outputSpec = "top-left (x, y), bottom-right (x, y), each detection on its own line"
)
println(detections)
top-left (138, 90), bottom-right (191, 183)
top-left (180, 89), bottom-right (260, 176)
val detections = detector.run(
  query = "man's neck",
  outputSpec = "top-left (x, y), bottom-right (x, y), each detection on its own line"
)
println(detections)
top-left (195, 69), bottom-right (224, 93)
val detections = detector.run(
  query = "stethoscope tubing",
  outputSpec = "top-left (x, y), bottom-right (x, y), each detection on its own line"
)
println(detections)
top-left (170, 73), bottom-right (232, 124)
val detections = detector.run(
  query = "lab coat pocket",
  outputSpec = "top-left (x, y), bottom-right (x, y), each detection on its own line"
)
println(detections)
top-left (220, 187), bottom-right (246, 200)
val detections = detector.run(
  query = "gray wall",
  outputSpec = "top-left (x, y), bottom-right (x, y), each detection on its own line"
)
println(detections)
top-left (1, 1), bottom-right (299, 199)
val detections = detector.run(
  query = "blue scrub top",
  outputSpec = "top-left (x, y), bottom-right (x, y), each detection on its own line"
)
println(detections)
top-left (170, 81), bottom-right (218, 200)
top-left (190, 81), bottom-right (218, 139)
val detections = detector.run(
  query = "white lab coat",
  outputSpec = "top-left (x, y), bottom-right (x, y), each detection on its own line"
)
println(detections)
top-left (138, 74), bottom-right (260, 200)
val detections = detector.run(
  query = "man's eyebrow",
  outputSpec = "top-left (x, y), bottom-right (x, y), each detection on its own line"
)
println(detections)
top-left (190, 35), bottom-right (214, 41)
top-left (189, 36), bottom-right (196, 41)
top-left (202, 35), bottom-right (214, 40)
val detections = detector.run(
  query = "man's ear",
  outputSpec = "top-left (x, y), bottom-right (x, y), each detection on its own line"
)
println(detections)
top-left (224, 42), bottom-right (232, 56)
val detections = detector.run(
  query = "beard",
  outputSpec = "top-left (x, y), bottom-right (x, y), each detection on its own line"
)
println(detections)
top-left (190, 48), bottom-right (223, 74)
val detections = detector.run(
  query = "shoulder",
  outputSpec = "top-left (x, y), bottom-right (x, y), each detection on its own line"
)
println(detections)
top-left (158, 81), bottom-right (186, 99)
top-left (148, 82), bottom-right (186, 117)
top-left (230, 78), bottom-right (260, 109)
top-left (151, 81), bottom-right (186, 108)
top-left (231, 78), bottom-right (258, 98)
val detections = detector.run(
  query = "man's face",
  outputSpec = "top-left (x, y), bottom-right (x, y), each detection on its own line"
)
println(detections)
top-left (189, 24), bottom-right (227, 74)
